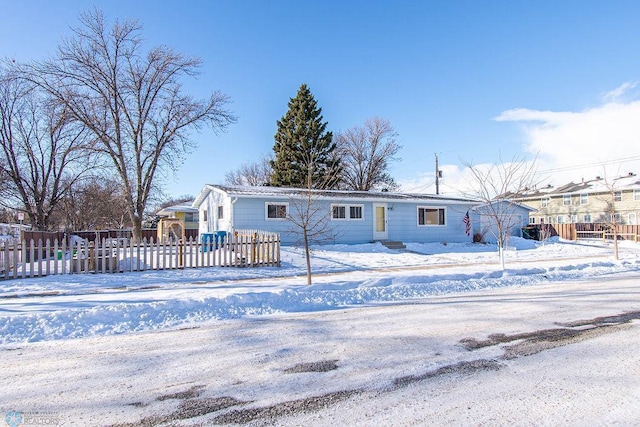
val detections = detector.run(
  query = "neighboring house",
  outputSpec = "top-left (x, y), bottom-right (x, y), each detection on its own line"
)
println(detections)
top-left (472, 201), bottom-right (535, 243)
top-left (511, 173), bottom-right (640, 225)
top-left (192, 185), bottom-right (479, 245)
top-left (0, 222), bottom-right (30, 239)
top-left (156, 202), bottom-right (199, 241)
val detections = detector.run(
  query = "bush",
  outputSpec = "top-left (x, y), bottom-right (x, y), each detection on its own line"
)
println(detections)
top-left (473, 232), bottom-right (485, 243)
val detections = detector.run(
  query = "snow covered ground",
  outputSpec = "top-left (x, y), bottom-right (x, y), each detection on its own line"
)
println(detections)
top-left (1, 237), bottom-right (640, 425)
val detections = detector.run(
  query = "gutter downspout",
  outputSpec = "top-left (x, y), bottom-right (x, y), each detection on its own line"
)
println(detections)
top-left (230, 197), bottom-right (238, 233)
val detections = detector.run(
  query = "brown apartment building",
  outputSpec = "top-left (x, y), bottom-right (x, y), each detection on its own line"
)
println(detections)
top-left (512, 173), bottom-right (640, 225)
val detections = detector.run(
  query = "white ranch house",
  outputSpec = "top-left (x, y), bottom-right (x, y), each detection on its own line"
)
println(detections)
top-left (193, 185), bottom-right (480, 245)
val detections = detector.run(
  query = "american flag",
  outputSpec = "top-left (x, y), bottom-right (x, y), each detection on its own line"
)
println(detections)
top-left (463, 210), bottom-right (471, 236)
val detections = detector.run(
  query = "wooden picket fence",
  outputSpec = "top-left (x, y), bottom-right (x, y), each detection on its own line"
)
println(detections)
top-left (0, 231), bottom-right (280, 281)
top-left (549, 223), bottom-right (640, 242)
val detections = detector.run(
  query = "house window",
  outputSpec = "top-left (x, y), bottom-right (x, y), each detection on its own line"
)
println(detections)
top-left (580, 193), bottom-right (588, 205)
top-left (529, 217), bottom-right (536, 224)
top-left (266, 203), bottom-right (288, 220)
top-left (563, 195), bottom-right (571, 206)
top-left (349, 206), bottom-right (363, 219)
top-left (217, 205), bottom-right (224, 219)
top-left (570, 215), bottom-right (578, 223)
top-left (614, 192), bottom-right (622, 202)
top-left (634, 190), bottom-right (640, 201)
top-left (557, 215), bottom-right (566, 224)
top-left (331, 204), bottom-right (364, 220)
top-left (541, 197), bottom-right (550, 207)
top-left (184, 212), bottom-right (198, 222)
top-left (203, 210), bottom-right (207, 222)
top-left (418, 207), bottom-right (445, 226)
top-left (628, 213), bottom-right (637, 225)
top-left (612, 213), bottom-right (622, 223)
top-left (584, 214), bottom-right (592, 223)
top-left (332, 205), bottom-right (346, 219)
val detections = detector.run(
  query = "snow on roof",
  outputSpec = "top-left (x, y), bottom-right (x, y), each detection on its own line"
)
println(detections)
top-left (156, 202), bottom-right (198, 216)
top-left (514, 173), bottom-right (640, 199)
top-left (193, 184), bottom-right (480, 207)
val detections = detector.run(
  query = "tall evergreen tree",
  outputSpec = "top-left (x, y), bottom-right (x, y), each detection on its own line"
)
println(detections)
top-left (270, 84), bottom-right (340, 188)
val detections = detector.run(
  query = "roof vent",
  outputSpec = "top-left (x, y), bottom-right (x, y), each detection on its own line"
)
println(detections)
top-left (629, 172), bottom-right (635, 177)
top-left (596, 176), bottom-right (601, 180)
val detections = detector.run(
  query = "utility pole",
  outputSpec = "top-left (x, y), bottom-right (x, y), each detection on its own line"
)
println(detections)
top-left (435, 153), bottom-right (440, 195)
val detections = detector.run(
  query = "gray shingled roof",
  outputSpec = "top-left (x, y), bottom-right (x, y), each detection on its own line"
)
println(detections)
top-left (194, 184), bottom-right (480, 206)
top-left (511, 173), bottom-right (640, 199)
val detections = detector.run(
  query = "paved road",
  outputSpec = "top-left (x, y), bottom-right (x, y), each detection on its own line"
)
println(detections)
top-left (2, 273), bottom-right (640, 425)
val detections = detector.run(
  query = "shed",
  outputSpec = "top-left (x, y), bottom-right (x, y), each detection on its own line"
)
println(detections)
top-left (155, 202), bottom-right (199, 241)
top-left (472, 201), bottom-right (536, 243)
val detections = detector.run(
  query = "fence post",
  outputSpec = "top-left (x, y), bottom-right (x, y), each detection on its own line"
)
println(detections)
top-left (83, 240), bottom-right (89, 273)
top-left (44, 239), bottom-right (51, 276)
top-left (142, 238), bottom-right (148, 271)
top-left (88, 241), bottom-right (95, 273)
top-left (28, 239), bottom-right (35, 278)
top-left (36, 239), bottom-right (43, 277)
top-left (251, 233), bottom-right (257, 266)
top-left (2, 241), bottom-right (9, 280)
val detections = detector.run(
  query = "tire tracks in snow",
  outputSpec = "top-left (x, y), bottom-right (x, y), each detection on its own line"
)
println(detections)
top-left (110, 310), bottom-right (639, 426)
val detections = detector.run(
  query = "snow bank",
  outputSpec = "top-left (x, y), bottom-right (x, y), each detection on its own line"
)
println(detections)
top-left (1, 239), bottom-right (639, 344)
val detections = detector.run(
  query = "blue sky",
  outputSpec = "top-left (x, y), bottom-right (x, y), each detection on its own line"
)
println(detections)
top-left (2, 1), bottom-right (640, 197)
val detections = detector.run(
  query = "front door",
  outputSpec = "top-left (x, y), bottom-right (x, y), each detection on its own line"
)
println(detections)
top-left (373, 203), bottom-right (388, 240)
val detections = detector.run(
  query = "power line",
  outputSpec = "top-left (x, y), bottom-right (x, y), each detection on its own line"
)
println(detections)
top-left (402, 179), bottom-right (437, 193)
top-left (401, 155), bottom-right (640, 193)
top-left (535, 155), bottom-right (640, 174)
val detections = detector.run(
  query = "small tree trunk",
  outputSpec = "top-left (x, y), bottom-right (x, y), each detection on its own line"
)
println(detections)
top-left (303, 227), bottom-right (312, 285)
top-left (497, 235), bottom-right (506, 270)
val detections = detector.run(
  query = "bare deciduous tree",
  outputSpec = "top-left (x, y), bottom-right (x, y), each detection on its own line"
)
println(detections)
top-left (596, 170), bottom-right (622, 260)
top-left (463, 154), bottom-right (538, 270)
top-left (224, 155), bottom-right (273, 186)
top-left (54, 176), bottom-right (129, 231)
top-left (27, 9), bottom-right (236, 239)
top-left (335, 117), bottom-right (401, 191)
top-left (287, 192), bottom-right (333, 285)
top-left (286, 163), bottom-right (341, 285)
top-left (0, 67), bottom-right (92, 231)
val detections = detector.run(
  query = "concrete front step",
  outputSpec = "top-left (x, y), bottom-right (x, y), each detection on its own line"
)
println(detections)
top-left (380, 240), bottom-right (406, 250)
